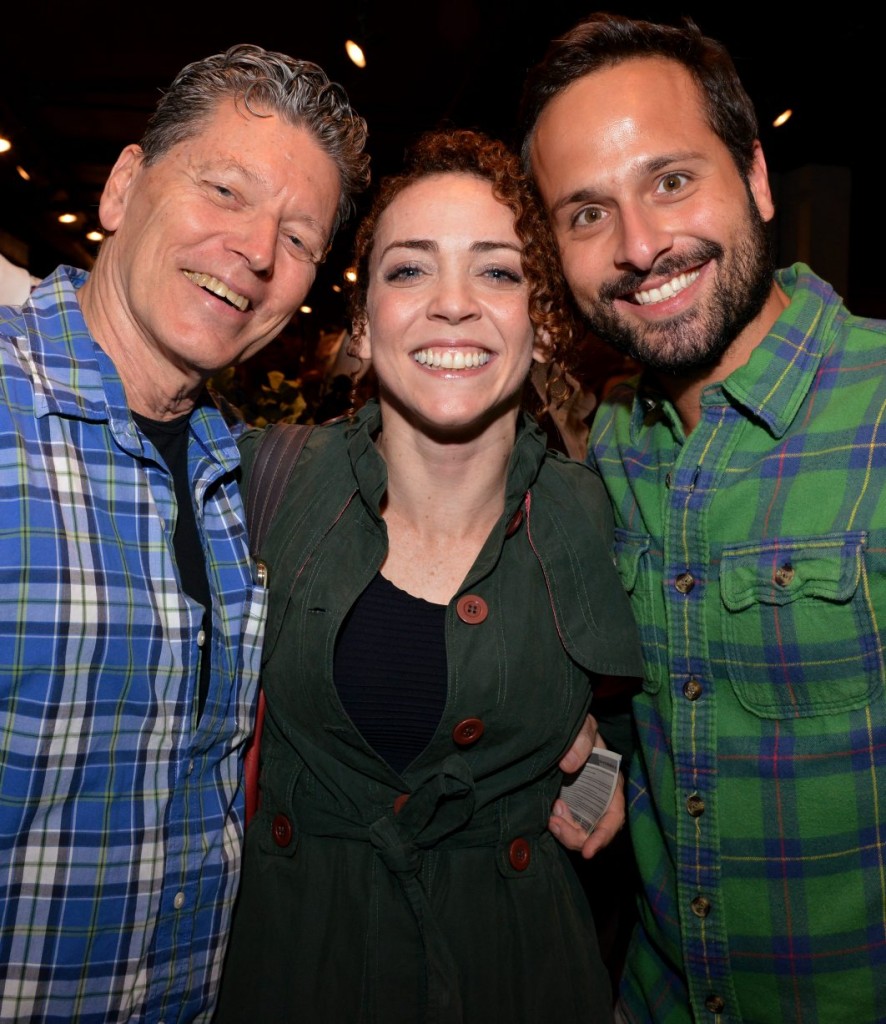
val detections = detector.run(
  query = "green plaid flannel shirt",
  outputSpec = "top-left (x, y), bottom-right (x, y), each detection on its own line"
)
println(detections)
top-left (591, 265), bottom-right (886, 1024)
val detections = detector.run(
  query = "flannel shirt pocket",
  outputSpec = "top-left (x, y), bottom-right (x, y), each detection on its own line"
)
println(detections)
top-left (719, 532), bottom-right (882, 716)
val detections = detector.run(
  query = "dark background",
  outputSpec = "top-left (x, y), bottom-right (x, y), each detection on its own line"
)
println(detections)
top-left (2, 0), bottom-right (879, 977)
top-left (2, 2), bottom-right (881, 331)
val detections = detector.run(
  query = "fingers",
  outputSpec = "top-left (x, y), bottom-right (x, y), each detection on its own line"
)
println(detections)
top-left (548, 798), bottom-right (592, 853)
top-left (558, 714), bottom-right (599, 774)
top-left (549, 774), bottom-right (627, 860)
top-left (580, 777), bottom-right (626, 859)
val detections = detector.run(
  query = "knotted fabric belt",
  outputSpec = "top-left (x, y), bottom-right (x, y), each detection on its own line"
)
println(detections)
top-left (287, 755), bottom-right (484, 1023)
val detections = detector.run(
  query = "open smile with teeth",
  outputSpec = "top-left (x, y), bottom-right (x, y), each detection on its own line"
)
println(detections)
top-left (413, 348), bottom-right (490, 369)
top-left (183, 270), bottom-right (250, 312)
top-left (633, 269), bottom-right (700, 306)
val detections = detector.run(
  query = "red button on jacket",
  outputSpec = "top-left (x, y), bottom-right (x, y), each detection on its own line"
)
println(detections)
top-left (456, 595), bottom-right (488, 624)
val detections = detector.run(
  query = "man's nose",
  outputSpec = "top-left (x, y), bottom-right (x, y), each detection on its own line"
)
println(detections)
top-left (613, 203), bottom-right (673, 273)
top-left (232, 212), bottom-right (278, 275)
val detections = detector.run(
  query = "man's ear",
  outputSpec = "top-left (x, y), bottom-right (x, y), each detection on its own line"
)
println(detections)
top-left (98, 145), bottom-right (146, 233)
top-left (748, 140), bottom-right (775, 224)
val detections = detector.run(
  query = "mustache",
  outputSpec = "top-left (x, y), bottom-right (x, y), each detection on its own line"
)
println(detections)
top-left (597, 240), bottom-right (724, 302)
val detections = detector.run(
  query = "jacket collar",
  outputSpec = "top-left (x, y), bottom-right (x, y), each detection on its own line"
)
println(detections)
top-left (345, 400), bottom-right (548, 521)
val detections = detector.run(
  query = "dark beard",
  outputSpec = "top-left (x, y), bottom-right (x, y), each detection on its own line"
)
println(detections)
top-left (579, 193), bottom-right (775, 374)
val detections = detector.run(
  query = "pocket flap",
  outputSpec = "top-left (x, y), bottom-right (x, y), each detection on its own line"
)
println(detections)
top-left (720, 533), bottom-right (865, 611)
top-left (613, 528), bottom-right (650, 592)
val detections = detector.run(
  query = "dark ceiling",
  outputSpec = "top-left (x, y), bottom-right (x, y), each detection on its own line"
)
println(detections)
top-left (1, 1), bottom-right (881, 328)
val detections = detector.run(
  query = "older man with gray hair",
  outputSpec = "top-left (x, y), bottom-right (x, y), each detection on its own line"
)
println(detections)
top-left (0, 44), bottom-right (368, 1023)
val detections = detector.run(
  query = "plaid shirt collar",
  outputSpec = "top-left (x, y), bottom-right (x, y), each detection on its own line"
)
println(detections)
top-left (630, 263), bottom-right (843, 442)
top-left (23, 264), bottom-right (241, 469)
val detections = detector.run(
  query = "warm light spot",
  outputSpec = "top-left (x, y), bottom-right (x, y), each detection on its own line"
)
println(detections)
top-left (0, 137), bottom-right (11, 154)
top-left (772, 109), bottom-right (793, 128)
top-left (16, 165), bottom-right (30, 181)
top-left (331, 284), bottom-right (342, 293)
top-left (344, 267), bottom-right (358, 283)
top-left (299, 305), bottom-right (312, 314)
top-left (86, 230), bottom-right (104, 242)
top-left (58, 213), bottom-right (78, 224)
top-left (345, 40), bottom-right (367, 68)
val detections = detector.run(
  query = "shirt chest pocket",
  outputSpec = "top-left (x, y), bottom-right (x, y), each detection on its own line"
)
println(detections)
top-left (718, 532), bottom-right (883, 717)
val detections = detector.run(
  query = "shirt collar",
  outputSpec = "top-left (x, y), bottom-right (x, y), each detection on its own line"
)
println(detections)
top-left (21, 265), bottom-right (122, 424)
top-left (20, 265), bottom-right (239, 469)
top-left (629, 264), bottom-right (843, 441)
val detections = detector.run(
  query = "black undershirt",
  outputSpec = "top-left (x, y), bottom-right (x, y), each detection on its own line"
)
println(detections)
top-left (133, 410), bottom-right (213, 717)
top-left (334, 573), bottom-right (447, 775)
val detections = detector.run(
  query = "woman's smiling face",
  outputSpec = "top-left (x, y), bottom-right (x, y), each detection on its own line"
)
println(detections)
top-left (359, 172), bottom-right (543, 437)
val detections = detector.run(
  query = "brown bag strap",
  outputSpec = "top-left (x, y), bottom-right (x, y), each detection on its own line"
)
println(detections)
top-left (243, 422), bottom-right (313, 825)
top-left (244, 422), bottom-right (313, 555)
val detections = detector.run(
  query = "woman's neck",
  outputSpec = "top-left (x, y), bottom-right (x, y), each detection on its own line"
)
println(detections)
top-left (374, 405), bottom-right (518, 604)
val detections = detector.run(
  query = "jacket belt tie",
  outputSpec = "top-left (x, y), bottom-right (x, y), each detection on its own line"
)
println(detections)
top-left (366, 755), bottom-right (475, 1024)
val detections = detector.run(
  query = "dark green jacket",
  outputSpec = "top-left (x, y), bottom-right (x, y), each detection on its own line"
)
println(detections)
top-left (217, 402), bottom-right (641, 1024)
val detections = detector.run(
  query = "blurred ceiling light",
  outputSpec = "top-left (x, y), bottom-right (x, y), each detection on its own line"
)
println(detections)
top-left (344, 267), bottom-right (358, 283)
top-left (16, 165), bottom-right (30, 181)
top-left (331, 284), bottom-right (342, 293)
top-left (345, 40), bottom-right (367, 68)
top-left (86, 230), bottom-right (104, 242)
top-left (299, 305), bottom-right (312, 314)
top-left (0, 137), bottom-right (11, 153)
top-left (58, 213), bottom-right (78, 224)
top-left (773, 109), bottom-right (793, 128)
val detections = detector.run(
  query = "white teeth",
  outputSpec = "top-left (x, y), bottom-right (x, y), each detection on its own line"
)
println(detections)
top-left (633, 269), bottom-right (699, 306)
top-left (413, 349), bottom-right (490, 368)
top-left (183, 270), bottom-right (249, 311)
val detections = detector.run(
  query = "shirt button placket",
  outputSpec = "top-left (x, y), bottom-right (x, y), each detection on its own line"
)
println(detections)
top-left (705, 994), bottom-right (726, 1015)
top-left (686, 794), bottom-right (705, 818)
top-left (674, 572), bottom-right (695, 594)
top-left (683, 677), bottom-right (703, 701)
top-left (690, 895), bottom-right (711, 918)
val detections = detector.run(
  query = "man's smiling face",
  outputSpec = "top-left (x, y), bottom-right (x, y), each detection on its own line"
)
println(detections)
top-left (531, 56), bottom-right (776, 373)
top-left (96, 96), bottom-right (341, 385)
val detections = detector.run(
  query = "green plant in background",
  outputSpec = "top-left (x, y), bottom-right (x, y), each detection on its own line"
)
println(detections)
top-left (208, 366), bottom-right (309, 427)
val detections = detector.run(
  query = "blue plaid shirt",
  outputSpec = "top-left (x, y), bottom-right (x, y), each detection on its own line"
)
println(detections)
top-left (592, 265), bottom-right (886, 1023)
top-left (0, 266), bottom-right (267, 1022)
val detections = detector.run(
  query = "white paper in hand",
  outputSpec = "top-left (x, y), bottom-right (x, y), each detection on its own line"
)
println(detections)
top-left (558, 747), bottom-right (622, 832)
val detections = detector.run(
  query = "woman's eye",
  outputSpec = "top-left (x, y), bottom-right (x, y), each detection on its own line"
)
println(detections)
top-left (386, 265), bottom-right (423, 282)
top-left (212, 184), bottom-right (236, 199)
top-left (484, 266), bottom-right (522, 284)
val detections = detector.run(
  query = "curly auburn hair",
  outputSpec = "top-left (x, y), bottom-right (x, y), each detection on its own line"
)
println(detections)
top-left (347, 129), bottom-right (578, 408)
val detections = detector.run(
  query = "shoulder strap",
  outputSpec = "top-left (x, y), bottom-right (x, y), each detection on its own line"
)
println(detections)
top-left (243, 421), bottom-right (312, 828)
top-left (244, 422), bottom-right (313, 554)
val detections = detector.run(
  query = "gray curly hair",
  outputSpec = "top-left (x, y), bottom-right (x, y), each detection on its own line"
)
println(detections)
top-left (140, 43), bottom-right (370, 235)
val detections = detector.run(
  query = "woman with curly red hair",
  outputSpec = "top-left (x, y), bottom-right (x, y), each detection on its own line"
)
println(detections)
top-left (216, 129), bottom-right (641, 1023)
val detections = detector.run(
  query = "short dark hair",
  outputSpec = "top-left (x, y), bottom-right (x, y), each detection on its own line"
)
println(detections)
top-left (140, 43), bottom-right (370, 236)
top-left (520, 13), bottom-right (759, 180)
top-left (348, 128), bottom-right (578, 390)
